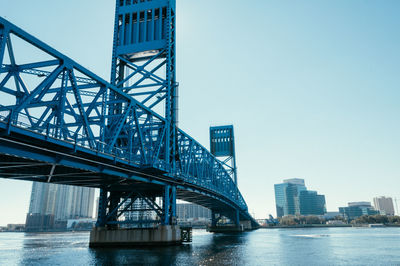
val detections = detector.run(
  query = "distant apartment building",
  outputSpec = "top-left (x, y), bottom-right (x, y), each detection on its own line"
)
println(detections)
top-left (54, 185), bottom-right (95, 220)
top-left (339, 202), bottom-right (379, 221)
top-left (26, 182), bottom-right (95, 231)
top-left (274, 178), bottom-right (326, 217)
top-left (176, 203), bottom-right (211, 222)
top-left (373, 196), bottom-right (395, 216)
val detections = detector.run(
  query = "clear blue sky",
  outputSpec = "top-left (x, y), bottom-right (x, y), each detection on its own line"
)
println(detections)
top-left (1, 0), bottom-right (400, 225)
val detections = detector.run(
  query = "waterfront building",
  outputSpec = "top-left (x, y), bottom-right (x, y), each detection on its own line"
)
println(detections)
top-left (6, 224), bottom-right (25, 231)
top-left (54, 185), bottom-right (95, 220)
top-left (299, 190), bottom-right (326, 215)
top-left (274, 179), bottom-right (307, 217)
top-left (25, 213), bottom-right (55, 231)
top-left (26, 182), bottom-right (95, 231)
top-left (339, 202), bottom-right (379, 221)
top-left (28, 182), bottom-right (58, 215)
top-left (274, 178), bottom-right (326, 217)
top-left (176, 203), bottom-right (211, 222)
top-left (66, 218), bottom-right (96, 230)
top-left (373, 196), bottom-right (395, 216)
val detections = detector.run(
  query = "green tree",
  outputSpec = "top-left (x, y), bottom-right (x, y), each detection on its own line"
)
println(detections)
top-left (388, 216), bottom-right (400, 224)
top-left (333, 215), bottom-right (346, 222)
top-left (352, 215), bottom-right (394, 224)
top-left (305, 216), bottom-right (324, 224)
top-left (280, 216), bottom-right (297, 226)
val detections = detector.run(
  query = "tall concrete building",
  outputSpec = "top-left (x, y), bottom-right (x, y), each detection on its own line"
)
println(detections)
top-left (176, 203), bottom-right (211, 221)
top-left (26, 182), bottom-right (95, 230)
top-left (54, 185), bottom-right (95, 220)
top-left (373, 196), bottom-right (395, 216)
top-left (28, 182), bottom-right (58, 215)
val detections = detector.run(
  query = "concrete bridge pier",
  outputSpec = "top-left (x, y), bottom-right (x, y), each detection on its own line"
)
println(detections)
top-left (90, 185), bottom-right (184, 247)
top-left (240, 220), bottom-right (252, 230)
top-left (207, 210), bottom-right (255, 233)
top-left (89, 225), bottom-right (181, 247)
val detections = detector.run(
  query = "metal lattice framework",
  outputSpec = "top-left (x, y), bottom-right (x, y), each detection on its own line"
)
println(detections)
top-left (0, 1), bottom-right (257, 229)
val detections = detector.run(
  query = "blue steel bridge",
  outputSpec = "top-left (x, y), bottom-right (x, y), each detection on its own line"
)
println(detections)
top-left (0, 0), bottom-right (258, 233)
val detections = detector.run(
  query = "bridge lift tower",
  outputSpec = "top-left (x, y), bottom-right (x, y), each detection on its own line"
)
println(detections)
top-left (209, 125), bottom-right (242, 230)
top-left (96, 0), bottom-right (179, 234)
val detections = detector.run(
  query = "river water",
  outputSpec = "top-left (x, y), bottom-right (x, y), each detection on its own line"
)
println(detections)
top-left (0, 227), bottom-right (399, 265)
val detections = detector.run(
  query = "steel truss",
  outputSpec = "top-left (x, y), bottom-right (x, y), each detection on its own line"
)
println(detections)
top-left (0, 1), bottom-right (257, 229)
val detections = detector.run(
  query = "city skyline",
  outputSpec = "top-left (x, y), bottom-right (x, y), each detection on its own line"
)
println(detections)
top-left (0, 0), bottom-right (400, 225)
top-left (26, 182), bottom-right (95, 230)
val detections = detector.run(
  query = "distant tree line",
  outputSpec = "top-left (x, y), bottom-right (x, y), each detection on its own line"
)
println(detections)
top-left (278, 215), bottom-right (400, 226)
top-left (279, 215), bottom-right (326, 226)
top-left (351, 215), bottom-right (400, 225)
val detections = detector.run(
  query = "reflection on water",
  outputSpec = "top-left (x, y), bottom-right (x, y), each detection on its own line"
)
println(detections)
top-left (0, 228), bottom-right (399, 265)
top-left (89, 232), bottom-right (248, 266)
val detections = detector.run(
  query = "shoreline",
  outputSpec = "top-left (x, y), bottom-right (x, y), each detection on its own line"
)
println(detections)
top-left (261, 224), bottom-right (351, 229)
top-left (261, 224), bottom-right (400, 229)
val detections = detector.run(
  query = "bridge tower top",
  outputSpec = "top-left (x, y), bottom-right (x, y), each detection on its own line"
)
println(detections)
top-left (210, 125), bottom-right (238, 186)
top-left (111, 0), bottom-right (176, 62)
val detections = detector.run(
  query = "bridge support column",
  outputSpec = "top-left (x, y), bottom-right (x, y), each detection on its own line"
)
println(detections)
top-left (96, 189), bottom-right (108, 228)
top-left (211, 210), bottom-right (219, 227)
top-left (162, 185), bottom-right (177, 225)
top-left (90, 185), bottom-right (182, 247)
top-left (235, 209), bottom-right (240, 229)
top-left (239, 220), bottom-right (252, 230)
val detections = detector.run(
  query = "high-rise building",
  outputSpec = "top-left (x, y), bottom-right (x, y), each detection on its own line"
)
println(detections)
top-left (373, 196), bottom-right (395, 216)
top-left (28, 182), bottom-right (58, 215)
top-left (299, 190), bottom-right (326, 215)
top-left (339, 202), bottom-right (379, 221)
top-left (284, 178), bottom-right (306, 186)
top-left (26, 182), bottom-right (95, 230)
top-left (176, 203), bottom-right (211, 221)
top-left (274, 179), bottom-right (307, 217)
top-left (274, 178), bottom-right (326, 217)
top-left (54, 185), bottom-right (95, 220)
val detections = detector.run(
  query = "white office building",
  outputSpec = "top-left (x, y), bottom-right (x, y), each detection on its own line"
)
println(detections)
top-left (176, 203), bottom-right (211, 222)
top-left (28, 182), bottom-right (95, 220)
top-left (373, 196), bottom-right (395, 216)
top-left (28, 182), bottom-right (58, 215)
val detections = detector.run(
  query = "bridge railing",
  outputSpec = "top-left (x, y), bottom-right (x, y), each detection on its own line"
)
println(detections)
top-left (0, 16), bottom-right (248, 212)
